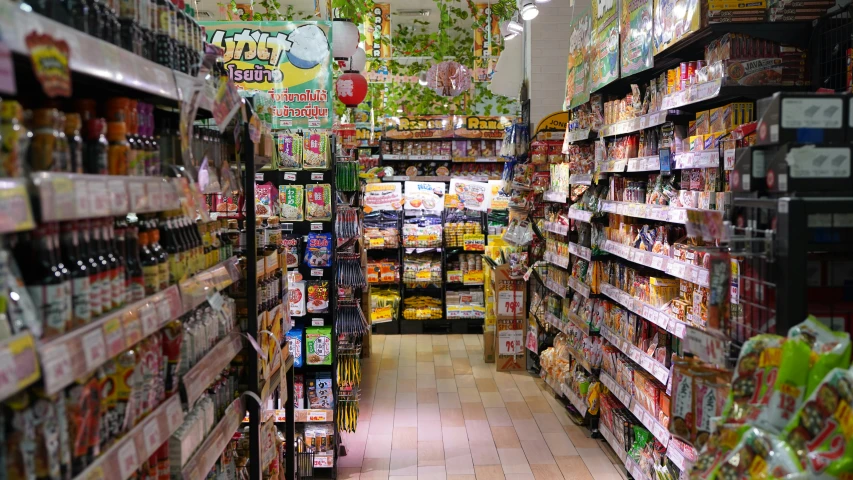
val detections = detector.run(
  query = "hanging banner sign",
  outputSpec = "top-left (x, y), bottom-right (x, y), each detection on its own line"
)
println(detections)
top-left (564, 11), bottom-right (592, 110)
top-left (384, 115), bottom-right (453, 139)
top-left (365, 3), bottom-right (391, 58)
top-left (453, 115), bottom-right (514, 139)
top-left (473, 3), bottom-right (502, 82)
top-left (590, 0), bottom-right (620, 91)
top-left (620, 0), bottom-right (653, 77)
top-left (202, 21), bottom-right (334, 129)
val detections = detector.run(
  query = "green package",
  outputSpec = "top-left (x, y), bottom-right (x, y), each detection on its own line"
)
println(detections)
top-left (783, 368), bottom-right (853, 478)
top-left (723, 334), bottom-right (787, 425)
top-left (696, 427), bottom-right (803, 480)
top-left (279, 185), bottom-right (304, 221)
top-left (789, 316), bottom-right (851, 398)
top-left (305, 327), bottom-right (332, 365)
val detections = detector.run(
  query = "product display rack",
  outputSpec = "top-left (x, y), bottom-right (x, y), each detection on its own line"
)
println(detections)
top-left (366, 214), bottom-right (403, 335)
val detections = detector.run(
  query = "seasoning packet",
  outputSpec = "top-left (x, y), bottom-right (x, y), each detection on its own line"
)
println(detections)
top-left (722, 334), bottom-right (786, 426)
top-left (305, 184), bottom-right (332, 221)
top-left (256, 183), bottom-right (273, 217)
top-left (305, 327), bottom-right (332, 365)
top-left (286, 328), bottom-right (303, 367)
top-left (782, 368), bottom-right (853, 477)
top-left (277, 132), bottom-right (303, 170)
top-left (289, 281), bottom-right (305, 317)
top-left (280, 234), bottom-right (300, 268)
top-left (279, 185), bottom-right (304, 221)
top-left (303, 131), bottom-right (329, 170)
top-left (306, 280), bottom-right (330, 314)
top-left (305, 233), bottom-right (332, 267)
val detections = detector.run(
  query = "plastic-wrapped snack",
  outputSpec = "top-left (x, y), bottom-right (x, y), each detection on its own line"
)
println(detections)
top-left (277, 132), bottom-right (303, 170)
top-left (697, 427), bottom-right (804, 480)
top-left (722, 334), bottom-right (787, 425)
top-left (789, 316), bottom-right (852, 398)
top-left (305, 184), bottom-right (332, 221)
top-left (279, 185), bottom-right (304, 221)
top-left (305, 233), bottom-right (332, 267)
top-left (303, 131), bottom-right (329, 170)
top-left (782, 368), bottom-right (853, 478)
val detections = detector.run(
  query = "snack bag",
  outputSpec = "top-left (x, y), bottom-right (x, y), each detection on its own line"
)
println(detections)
top-left (305, 184), bottom-right (332, 221)
top-left (754, 335), bottom-right (811, 433)
top-left (697, 427), bottom-right (804, 480)
top-left (722, 334), bottom-right (786, 425)
top-left (789, 316), bottom-right (852, 398)
top-left (279, 185), bottom-right (304, 221)
top-left (289, 281), bottom-right (305, 317)
top-left (280, 235), bottom-right (300, 268)
top-left (306, 327), bottom-right (332, 365)
top-left (782, 368), bottom-right (853, 478)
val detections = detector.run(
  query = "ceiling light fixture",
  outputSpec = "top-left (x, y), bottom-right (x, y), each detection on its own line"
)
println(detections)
top-left (500, 19), bottom-right (523, 39)
top-left (520, 0), bottom-right (539, 20)
top-left (418, 72), bottom-right (428, 86)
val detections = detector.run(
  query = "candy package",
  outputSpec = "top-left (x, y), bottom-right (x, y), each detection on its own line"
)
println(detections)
top-left (305, 233), bottom-right (332, 267)
top-left (305, 184), bottom-right (332, 221)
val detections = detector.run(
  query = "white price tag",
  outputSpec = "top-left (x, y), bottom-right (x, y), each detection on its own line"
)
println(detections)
top-left (128, 182), bottom-right (147, 211)
top-left (651, 256), bottom-right (664, 271)
top-left (42, 345), bottom-right (73, 393)
top-left (140, 305), bottom-right (159, 336)
top-left (690, 268), bottom-right (699, 284)
top-left (668, 262), bottom-right (686, 278)
top-left (156, 297), bottom-right (173, 323)
top-left (82, 329), bottom-right (107, 370)
top-left (310, 173), bottom-right (324, 181)
top-left (89, 180), bottom-right (110, 216)
top-left (108, 179), bottom-right (129, 214)
top-left (74, 181), bottom-right (91, 217)
top-left (117, 440), bottom-right (140, 479)
top-left (207, 292), bottom-right (225, 312)
top-left (283, 172), bottom-right (297, 182)
top-left (310, 268), bottom-right (323, 277)
top-left (143, 421), bottom-right (162, 456)
top-left (307, 410), bottom-right (328, 421)
top-left (311, 318), bottom-right (324, 326)
top-left (310, 223), bottom-right (323, 231)
top-left (255, 173), bottom-right (264, 181)
top-left (698, 269), bottom-right (710, 286)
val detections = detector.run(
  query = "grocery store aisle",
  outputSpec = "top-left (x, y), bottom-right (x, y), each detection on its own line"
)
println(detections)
top-left (338, 334), bottom-right (626, 480)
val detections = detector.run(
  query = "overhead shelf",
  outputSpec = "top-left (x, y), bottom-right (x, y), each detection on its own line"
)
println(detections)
top-left (178, 257), bottom-right (241, 313)
top-left (180, 397), bottom-right (246, 480)
top-left (600, 282), bottom-right (688, 340)
top-left (0, 4), bottom-right (209, 106)
top-left (182, 331), bottom-right (245, 407)
top-left (602, 240), bottom-right (710, 287)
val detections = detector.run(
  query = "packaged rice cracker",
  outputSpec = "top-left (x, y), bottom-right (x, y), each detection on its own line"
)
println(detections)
top-left (277, 131), bottom-right (303, 170)
top-left (783, 368), bottom-right (853, 478)
top-left (722, 334), bottom-right (786, 425)
top-left (305, 184), bottom-right (332, 221)
top-left (279, 185), bottom-right (304, 221)
top-left (306, 327), bottom-right (332, 365)
top-left (694, 427), bottom-right (804, 480)
top-left (303, 131), bottom-right (329, 170)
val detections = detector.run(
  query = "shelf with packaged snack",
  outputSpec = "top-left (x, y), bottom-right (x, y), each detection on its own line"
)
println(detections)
top-left (568, 242), bottom-right (593, 262)
top-left (567, 208), bottom-right (595, 223)
top-left (569, 174), bottom-right (593, 186)
top-left (182, 331), bottom-right (245, 407)
top-left (599, 282), bottom-right (689, 340)
top-left (567, 276), bottom-right (592, 299)
top-left (0, 332), bottom-right (40, 403)
top-left (0, 3), bottom-right (209, 108)
top-left (599, 326), bottom-right (671, 386)
top-left (601, 240), bottom-right (710, 287)
top-left (599, 200), bottom-right (691, 224)
top-left (543, 190), bottom-right (569, 203)
top-left (600, 371), bottom-right (633, 410)
top-left (561, 383), bottom-right (589, 414)
top-left (600, 424), bottom-right (628, 464)
top-left (543, 250), bottom-right (571, 269)
top-left (544, 221), bottom-right (570, 236)
top-left (565, 128), bottom-right (596, 143)
top-left (180, 397), bottom-right (246, 480)
top-left (177, 256), bottom-right (241, 313)
top-left (600, 111), bottom-right (671, 138)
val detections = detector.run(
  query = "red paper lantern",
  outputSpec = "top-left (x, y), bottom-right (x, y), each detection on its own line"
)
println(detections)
top-left (336, 72), bottom-right (368, 107)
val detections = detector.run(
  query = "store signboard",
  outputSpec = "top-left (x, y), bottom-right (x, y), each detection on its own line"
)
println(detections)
top-left (590, 0), bottom-right (620, 91)
top-left (564, 11), bottom-right (592, 110)
top-left (363, 182), bottom-right (402, 212)
top-left (449, 179), bottom-right (491, 212)
top-left (384, 115), bottom-right (454, 139)
top-left (365, 3), bottom-right (391, 58)
top-left (453, 115), bottom-right (514, 139)
top-left (202, 21), bottom-right (334, 129)
top-left (403, 181), bottom-right (445, 213)
top-left (620, 0), bottom-right (654, 77)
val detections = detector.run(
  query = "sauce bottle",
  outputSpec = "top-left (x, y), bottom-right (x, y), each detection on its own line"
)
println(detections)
top-left (79, 220), bottom-right (103, 318)
top-left (31, 108), bottom-right (59, 172)
top-left (0, 101), bottom-right (30, 177)
top-left (125, 221), bottom-right (145, 302)
top-left (139, 229), bottom-right (159, 295)
top-left (107, 122), bottom-right (129, 175)
top-left (91, 219), bottom-right (113, 313)
top-left (84, 119), bottom-right (108, 175)
top-left (149, 217), bottom-right (169, 289)
top-left (65, 113), bottom-right (84, 174)
top-left (60, 222), bottom-right (91, 329)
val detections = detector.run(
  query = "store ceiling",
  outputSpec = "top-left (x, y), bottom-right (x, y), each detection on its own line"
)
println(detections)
top-left (195, 0), bottom-right (474, 30)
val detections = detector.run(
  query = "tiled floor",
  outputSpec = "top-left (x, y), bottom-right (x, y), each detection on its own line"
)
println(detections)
top-left (338, 334), bottom-right (627, 480)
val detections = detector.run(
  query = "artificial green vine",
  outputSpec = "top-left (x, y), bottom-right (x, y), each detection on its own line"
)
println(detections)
top-left (220, 0), bottom-right (315, 21)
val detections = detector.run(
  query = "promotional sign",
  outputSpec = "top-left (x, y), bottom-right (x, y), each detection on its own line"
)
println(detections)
top-left (403, 181), bottom-right (445, 213)
top-left (590, 0), bottom-right (620, 91)
top-left (449, 178), bottom-right (490, 212)
top-left (363, 182), bottom-right (402, 212)
top-left (564, 12), bottom-right (592, 110)
top-left (453, 115), bottom-right (514, 139)
top-left (620, 0), bottom-right (654, 77)
top-left (202, 21), bottom-right (334, 129)
top-left (488, 180), bottom-right (510, 210)
top-left (365, 3), bottom-right (391, 58)
top-left (384, 115), bottom-right (453, 139)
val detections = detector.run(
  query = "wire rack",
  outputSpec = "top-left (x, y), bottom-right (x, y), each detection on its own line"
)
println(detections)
top-left (815, 2), bottom-right (853, 91)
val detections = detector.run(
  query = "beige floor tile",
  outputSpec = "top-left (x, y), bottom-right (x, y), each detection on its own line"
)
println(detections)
top-left (361, 457), bottom-right (391, 480)
top-left (439, 392), bottom-right (462, 408)
top-left (418, 361), bottom-right (436, 374)
top-left (525, 397), bottom-right (553, 414)
top-left (447, 476), bottom-right (476, 480)
top-left (498, 448), bottom-right (533, 475)
top-left (417, 352), bottom-right (434, 362)
top-left (442, 426), bottom-right (470, 450)
top-left (458, 387), bottom-right (482, 403)
top-left (533, 413), bottom-right (565, 433)
top-left (389, 449), bottom-right (418, 476)
top-left (445, 451), bottom-right (475, 475)
top-left (381, 358), bottom-right (398, 370)
top-left (491, 426), bottom-right (521, 449)
top-left (464, 335), bottom-right (480, 346)
top-left (521, 439), bottom-right (556, 465)
top-left (563, 425), bottom-right (601, 449)
top-left (505, 402), bottom-right (533, 420)
top-left (485, 407), bottom-right (513, 427)
top-left (440, 408), bottom-right (466, 427)
top-left (432, 335), bottom-right (449, 345)
top-left (418, 374), bottom-right (438, 389)
top-left (397, 392), bottom-right (417, 409)
top-left (542, 432), bottom-right (577, 457)
top-left (437, 378), bottom-right (458, 393)
top-left (418, 465), bottom-right (448, 480)
top-left (418, 422), bottom-right (443, 442)
top-left (530, 464), bottom-right (565, 480)
top-left (465, 419), bottom-right (494, 445)
top-left (370, 413), bottom-right (395, 435)
top-left (475, 465), bottom-right (506, 479)
top-left (364, 434), bottom-right (393, 458)
top-left (480, 391), bottom-right (505, 408)
top-left (395, 408), bottom-right (418, 428)
top-left (399, 356), bottom-right (416, 367)
top-left (433, 344), bottom-right (450, 353)
top-left (554, 456), bottom-right (593, 480)
top-left (471, 443), bottom-right (501, 465)
top-left (418, 441), bottom-right (446, 466)
top-left (512, 419), bottom-right (545, 442)
top-left (451, 349), bottom-right (469, 359)
top-left (398, 366), bottom-right (417, 380)
top-left (475, 380), bottom-right (498, 393)
top-left (455, 374), bottom-right (476, 388)
top-left (397, 379), bottom-right (417, 393)
top-left (388, 477), bottom-right (416, 480)
top-left (435, 366), bottom-right (455, 379)
top-left (472, 366), bottom-right (494, 380)
top-left (503, 474), bottom-right (536, 480)
top-left (452, 357), bottom-right (473, 373)
top-left (417, 388), bottom-right (438, 404)
top-left (340, 467), bottom-right (362, 480)
top-left (462, 402), bottom-right (487, 420)
top-left (500, 388), bottom-right (525, 402)
top-left (435, 354), bottom-right (453, 367)
top-left (392, 427), bottom-right (419, 449)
